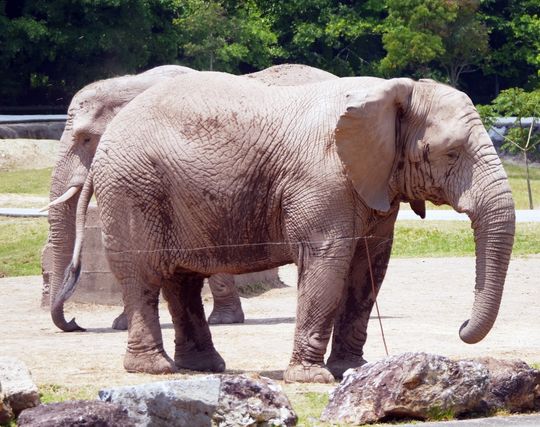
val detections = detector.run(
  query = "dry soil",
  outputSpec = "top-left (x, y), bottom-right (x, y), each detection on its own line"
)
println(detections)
top-left (1, 257), bottom-right (539, 394)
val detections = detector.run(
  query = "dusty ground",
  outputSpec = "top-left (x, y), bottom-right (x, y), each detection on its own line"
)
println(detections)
top-left (1, 257), bottom-right (539, 394)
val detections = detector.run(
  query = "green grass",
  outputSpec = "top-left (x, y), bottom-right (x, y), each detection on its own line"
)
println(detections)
top-left (0, 167), bottom-right (52, 195)
top-left (287, 391), bottom-right (331, 426)
top-left (504, 162), bottom-right (540, 209)
top-left (393, 221), bottom-right (540, 258)
top-left (38, 384), bottom-right (98, 404)
top-left (0, 217), bottom-right (48, 277)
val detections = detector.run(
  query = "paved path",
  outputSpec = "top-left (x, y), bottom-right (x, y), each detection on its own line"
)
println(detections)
top-left (1, 207), bottom-right (538, 222)
top-left (403, 414), bottom-right (540, 426)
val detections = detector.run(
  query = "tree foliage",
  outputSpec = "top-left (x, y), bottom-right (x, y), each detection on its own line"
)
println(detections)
top-left (0, 0), bottom-right (538, 110)
top-left (380, 0), bottom-right (489, 86)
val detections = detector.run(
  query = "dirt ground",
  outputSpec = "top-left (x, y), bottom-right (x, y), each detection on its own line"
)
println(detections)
top-left (1, 256), bottom-right (539, 395)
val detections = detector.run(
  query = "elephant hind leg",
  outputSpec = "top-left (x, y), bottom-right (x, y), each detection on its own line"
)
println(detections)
top-left (208, 273), bottom-right (244, 325)
top-left (120, 278), bottom-right (176, 374)
top-left (163, 273), bottom-right (225, 373)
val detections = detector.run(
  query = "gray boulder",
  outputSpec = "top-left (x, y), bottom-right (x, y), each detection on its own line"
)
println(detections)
top-left (321, 352), bottom-right (490, 425)
top-left (99, 374), bottom-right (297, 426)
top-left (17, 400), bottom-right (135, 426)
top-left (0, 357), bottom-right (40, 421)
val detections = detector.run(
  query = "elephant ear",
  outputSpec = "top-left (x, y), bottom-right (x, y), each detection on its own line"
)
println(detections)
top-left (335, 78), bottom-right (413, 212)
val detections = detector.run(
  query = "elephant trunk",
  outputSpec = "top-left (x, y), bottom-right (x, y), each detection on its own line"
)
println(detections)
top-left (48, 196), bottom-right (85, 331)
top-left (49, 172), bottom-right (93, 332)
top-left (458, 179), bottom-right (515, 344)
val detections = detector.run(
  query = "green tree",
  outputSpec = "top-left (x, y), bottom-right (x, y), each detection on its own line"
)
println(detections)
top-left (174, 0), bottom-right (281, 73)
top-left (0, 0), bottom-right (181, 108)
top-left (480, 0), bottom-right (540, 93)
top-left (380, 0), bottom-right (489, 86)
top-left (480, 88), bottom-right (540, 209)
top-left (255, 0), bottom-right (385, 76)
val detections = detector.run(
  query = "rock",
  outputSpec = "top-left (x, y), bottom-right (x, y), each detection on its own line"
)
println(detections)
top-left (215, 374), bottom-right (297, 426)
top-left (17, 400), bottom-right (135, 426)
top-left (321, 352), bottom-right (490, 425)
top-left (99, 374), bottom-right (297, 426)
top-left (476, 357), bottom-right (540, 413)
top-left (99, 375), bottom-right (221, 426)
top-left (0, 357), bottom-right (40, 418)
top-left (0, 383), bottom-right (14, 426)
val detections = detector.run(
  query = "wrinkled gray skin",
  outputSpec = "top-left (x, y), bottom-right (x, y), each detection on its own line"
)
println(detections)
top-left (47, 65), bottom-right (193, 333)
top-left (48, 64), bottom-right (335, 331)
top-left (59, 72), bottom-right (515, 383)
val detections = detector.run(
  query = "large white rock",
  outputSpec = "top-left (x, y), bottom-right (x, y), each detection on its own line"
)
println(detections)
top-left (0, 357), bottom-right (40, 422)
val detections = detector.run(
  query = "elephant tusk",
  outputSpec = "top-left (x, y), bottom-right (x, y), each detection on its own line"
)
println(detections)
top-left (39, 186), bottom-right (81, 211)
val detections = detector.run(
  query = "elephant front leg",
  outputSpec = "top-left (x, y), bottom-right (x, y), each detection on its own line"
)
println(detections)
top-left (327, 216), bottom-right (396, 378)
top-left (163, 274), bottom-right (225, 373)
top-left (284, 243), bottom-right (352, 384)
top-left (207, 273), bottom-right (244, 324)
top-left (121, 279), bottom-right (176, 374)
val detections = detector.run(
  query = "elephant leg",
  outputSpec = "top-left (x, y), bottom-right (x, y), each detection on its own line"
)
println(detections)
top-left (162, 273), bottom-right (225, 373)
top-left (208, 273), bottom-right (244, 324)
top-left (121, 276), bottom-right (176, 374)
top-left (284, 241), bottom-right (353, 384)
top-left (111, 309), bottom-right (128, 330)
top-left (327, 212), bottom-right (396, 378)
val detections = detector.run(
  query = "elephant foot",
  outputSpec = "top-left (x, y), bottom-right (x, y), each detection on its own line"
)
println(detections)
top-left (326, 354), bottom-right (367, 379)
top-left (283, 362), bottom-right (335, 384)
top-left (111, 311), bottom-right (128, 330)
top-left (208, 305), bottom-right (245, 324)
top-left (124, 349), bottom-right (177, 374)
top-left (175, 349), bottom-right (226, 373)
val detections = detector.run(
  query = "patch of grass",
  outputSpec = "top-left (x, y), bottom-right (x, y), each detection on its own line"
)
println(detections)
top-left (531, 363), bottom-right (540, 370)
top-left (426, 406), bottom-right (455, 421)
top-left (38, 384), bottom-right (98, 404)
top-left (393, 221), bottom-right (540, 258)
top-left (0, 168), bottom-right (52, 195)
top-left (505, 162), bottom-right (540, 210)
top-left (0, 217), bottom-right (48, 277)
top-left (287, 391), bottom-right (330, 427)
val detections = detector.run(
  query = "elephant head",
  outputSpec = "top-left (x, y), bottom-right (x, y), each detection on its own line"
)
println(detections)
top-left (47, 65), bottom-right (194, 331)
top-left (335, 78), bottom-right (515, 344)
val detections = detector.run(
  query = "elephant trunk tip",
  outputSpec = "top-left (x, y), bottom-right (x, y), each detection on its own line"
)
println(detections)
top-left (58, 317), bottom-right (86, 332)
top-left (459, 319), bottom-right (486, 344)
top-left (51, 262), bottom-right (86, 332)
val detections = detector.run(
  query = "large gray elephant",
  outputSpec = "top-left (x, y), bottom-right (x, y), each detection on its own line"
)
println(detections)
top-left (56, 72), bottom-right (515, 383)
top-left (47, 64), bottom-right (336, 330)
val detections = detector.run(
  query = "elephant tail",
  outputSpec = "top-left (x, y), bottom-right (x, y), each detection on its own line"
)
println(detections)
top-left (51, 172), bottom-right (94, 332)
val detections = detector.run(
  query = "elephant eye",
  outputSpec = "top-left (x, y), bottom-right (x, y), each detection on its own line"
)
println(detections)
top-left (83, 137), bottom-right (92, 145)
top-left (446, 150), bottom-right (460, 163)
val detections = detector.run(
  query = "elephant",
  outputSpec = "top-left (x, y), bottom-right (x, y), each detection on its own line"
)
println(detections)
top-left (46, 64), bottom-right (338, 331)
top-left (55, 72), bottom-right (515, 383)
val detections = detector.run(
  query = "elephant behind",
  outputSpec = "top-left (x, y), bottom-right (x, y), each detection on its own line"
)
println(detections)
top-left (59, 72), bottom-right (515, 383)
